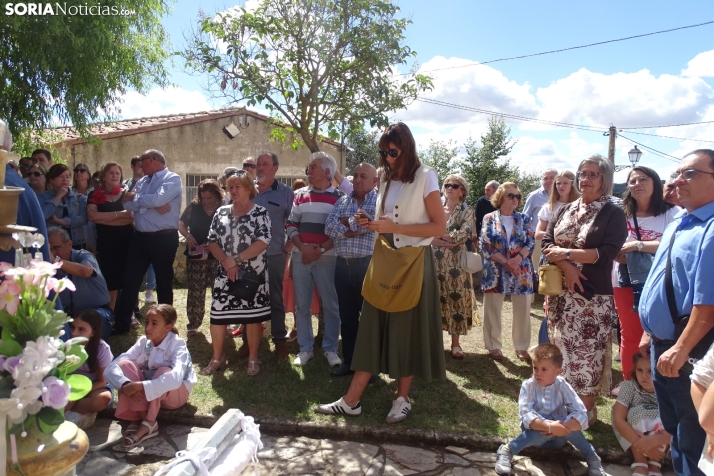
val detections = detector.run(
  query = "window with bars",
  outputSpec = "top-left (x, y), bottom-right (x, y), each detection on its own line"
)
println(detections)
top-left (185, 173), bottom-right (218, 205)
top-left (276, 176), bottom-right (307, 189)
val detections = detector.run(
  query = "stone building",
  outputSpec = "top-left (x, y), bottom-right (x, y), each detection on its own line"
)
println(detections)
top-left (50, 106), bottom-right (346, 207)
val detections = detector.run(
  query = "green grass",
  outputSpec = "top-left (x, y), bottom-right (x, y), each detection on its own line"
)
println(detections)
top-left (108, 288), bottom-right (622, 448)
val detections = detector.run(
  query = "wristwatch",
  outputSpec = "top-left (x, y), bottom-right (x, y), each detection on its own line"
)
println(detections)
top-left (319, 246), bottom-right (326, 254)
top-left (547, 423), bottom-right (552, 434)
top-left (636, 241), bottom-right (644, 250)
top-left (565, 250), bottom-right (571, 259)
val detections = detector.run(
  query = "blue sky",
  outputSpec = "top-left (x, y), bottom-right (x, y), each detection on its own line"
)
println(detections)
top-left (119, 0), bottom-right (714, 181)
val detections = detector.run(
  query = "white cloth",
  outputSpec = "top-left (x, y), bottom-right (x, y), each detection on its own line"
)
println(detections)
top-left (624, 207), bottom-right (679, 243)
top-left (537, 201), bottom-right (566, 223)
top-left (105, 332), bottom-right (196, 402)
top-left (500, 215), bottom-right (514, 241)
top-left (381, 170), bottom-right (439, 219)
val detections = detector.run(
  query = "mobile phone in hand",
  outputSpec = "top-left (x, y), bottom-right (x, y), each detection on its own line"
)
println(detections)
top-left (578, 281), bottom-right (595, 301)
top-left (356, 212), bottom-right (371, 221)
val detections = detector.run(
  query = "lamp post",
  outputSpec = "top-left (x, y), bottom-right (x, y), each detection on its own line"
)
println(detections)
top-left (615, 145), bottom-right (643, 172)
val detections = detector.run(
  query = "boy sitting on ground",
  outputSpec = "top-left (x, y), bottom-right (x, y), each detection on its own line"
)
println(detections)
top-left (495, 344), bottom-right (605, 476)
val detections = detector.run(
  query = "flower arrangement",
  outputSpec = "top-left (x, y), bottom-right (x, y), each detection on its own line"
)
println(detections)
top-left (0, 260), bottom-right (91, 438)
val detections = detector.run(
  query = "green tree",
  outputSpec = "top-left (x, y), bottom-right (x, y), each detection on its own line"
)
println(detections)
top-left (182, 0), bottom-right (432, 152)
top-left (460, 116), bottom-right (518, 206)
top-left (419, 139), bottom-right (460, 185)
top-left (0, 1), bottom-right (172, 141)
top-left (344, 126), bottom-right (380, 174)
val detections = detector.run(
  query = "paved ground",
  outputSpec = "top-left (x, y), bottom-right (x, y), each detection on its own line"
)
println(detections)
top-left (76, 418), bottom-right (675, 476)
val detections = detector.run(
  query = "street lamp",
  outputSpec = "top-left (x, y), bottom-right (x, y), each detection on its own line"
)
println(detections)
top-left (628, 145), bottom-right (642, 167)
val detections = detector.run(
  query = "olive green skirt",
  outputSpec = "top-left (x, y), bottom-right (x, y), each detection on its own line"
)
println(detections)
top-left (350, 235), bottom-right (446, 382)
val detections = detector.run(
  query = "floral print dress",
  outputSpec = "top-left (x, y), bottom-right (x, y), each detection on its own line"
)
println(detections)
top-left (433, 202), bottom-right (477, 335)
top-left (207, 204), bottom-right (272, 325)
top-left (480, 211), bottom-right (535, 295)
top-left (547, 196), bottom-right (613, 397)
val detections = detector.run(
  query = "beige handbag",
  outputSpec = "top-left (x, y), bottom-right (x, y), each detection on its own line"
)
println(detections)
top-left (538, 263), bottom-right (563, 296)
top-left (460, 248), bottom-right (483, 274)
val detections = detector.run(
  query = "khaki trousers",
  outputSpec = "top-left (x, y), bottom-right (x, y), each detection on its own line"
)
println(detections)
top-left (482, 293), bottom-right (532, 351)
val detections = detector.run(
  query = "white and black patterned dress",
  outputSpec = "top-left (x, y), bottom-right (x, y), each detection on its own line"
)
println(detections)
top-left (207, 204), bottom-right (272, 325)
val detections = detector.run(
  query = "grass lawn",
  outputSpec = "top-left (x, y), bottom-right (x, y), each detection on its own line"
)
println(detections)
top-left (108, 287), bottom-right (623, 448)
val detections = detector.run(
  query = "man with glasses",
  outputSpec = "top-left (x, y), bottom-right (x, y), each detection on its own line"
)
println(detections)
top-left (639, 149), bottom-right (714, 476)
top-left (48, 228), bottom-right (112, 340)
top-left (242, 157), bottom-right (257, 180)
top-left (112, 149), bottom-right (183, 334)
top-left (18, 157), bottom-right (33, 179)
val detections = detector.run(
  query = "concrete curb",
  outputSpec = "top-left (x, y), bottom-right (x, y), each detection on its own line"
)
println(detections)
top-left (99, 406), bottom-right (634, 466)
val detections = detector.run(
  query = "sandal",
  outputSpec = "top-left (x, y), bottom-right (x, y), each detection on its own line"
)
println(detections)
top-left (516, 350), bottom-right (532, 361)
top-left (124, 423), bottom-right (140, 436)
top-left (130, 316), bottom-right (141, 330)
top-left (186, 329), bottom-right (199, 337)
top-left (247, 360), bottom-right (261, 376)
top-left (647, 461), bottom-right (662, 476)
top-left (630, 463), bottom-right (648, 476)
top-left (451, 346), bottom-right (464, 359)
top-left (199, 355), bottom-right (226, 376)
top-left (489, 349), bottom-right (504, 360)
top-left (122, 421), bottom-right (159, 448)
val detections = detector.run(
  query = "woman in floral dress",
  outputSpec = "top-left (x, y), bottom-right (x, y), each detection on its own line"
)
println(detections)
top-left (480, 182), bottom-right (535, 361)
top-left (542, 155), bottom-right (627, 424)
top-left (432, 175), bottom-right (477, 359)
top-left (202, 171), bottom-right (272, 377)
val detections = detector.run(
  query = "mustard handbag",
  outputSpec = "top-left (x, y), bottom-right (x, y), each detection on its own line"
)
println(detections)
top-left (538, 263), bottom-right (563, 296)
top-left (362, 235), bottom-right (425, 312)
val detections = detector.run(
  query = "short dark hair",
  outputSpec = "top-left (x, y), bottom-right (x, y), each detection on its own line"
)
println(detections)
top-left (193, 179), bottom-right (223, 204)
top-left (32, 148), bottom-right (52, 162)
top-left (46, 163), bottom-right (70, 183)
top-left (622, 166), bottom-right (672, 218)
top-left (532, 343), bottom-right (563, 368)
top-left (130, 156), bottom-right (141, 166)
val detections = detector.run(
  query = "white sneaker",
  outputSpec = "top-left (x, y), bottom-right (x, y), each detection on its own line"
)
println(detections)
top-left (386, 396), bottom-right (411, 424)
top-left (144, 289), bottom-right (156, 304)
top-left (314, 397), bottom-right (362, 416)
top-left (324, 351), bottom-right (342, 367)
top-left (64, 410), bottom-right (97, 430)
top-left (293, 351), bottom-right (314, 366)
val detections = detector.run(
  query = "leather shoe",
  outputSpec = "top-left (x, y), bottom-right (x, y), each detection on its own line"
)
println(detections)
top-left (236, 344), bottom-right (250, 359)
top-left (330, 364), bottom-right (354, 377)
top-left (274, 340), bottom-right (289, 358)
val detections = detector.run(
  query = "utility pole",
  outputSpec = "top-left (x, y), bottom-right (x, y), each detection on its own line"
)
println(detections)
top-left (607, 125), bottom-right (617, 164)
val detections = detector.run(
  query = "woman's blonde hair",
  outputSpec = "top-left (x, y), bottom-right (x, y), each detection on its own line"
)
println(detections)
top-left (226, 171), bottom-right (257, 200)
top-left (548, 170), bottom-right (580, 209)
top-left (490, 182), bottom-right (520, 208)
top-left (442, 174), bottom-right (469, 202)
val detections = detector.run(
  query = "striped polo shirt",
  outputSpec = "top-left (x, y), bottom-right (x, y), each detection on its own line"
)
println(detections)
top-left (286, 185), bottom-right (343, 256)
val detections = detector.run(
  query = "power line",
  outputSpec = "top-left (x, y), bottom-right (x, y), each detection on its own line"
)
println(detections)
top-left (620, 119), bottom-right (714, 130)
top-left (395, 21), bottom-right (714, 77)
top-left (618, 134), bottom-right (682, 163)
top-left (616, 129), bottom-right (714, 144)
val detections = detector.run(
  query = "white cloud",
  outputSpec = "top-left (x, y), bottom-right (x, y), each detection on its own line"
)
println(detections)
top-left (682, 49), bottom-right (714, 78)
top-left (115, 87), bottom-right (213, 119)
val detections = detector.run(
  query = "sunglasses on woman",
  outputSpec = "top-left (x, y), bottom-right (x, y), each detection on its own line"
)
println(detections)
top-left (74, 168), bottom-right (88, 173)
top-left (506, 193), bottom-right (522, 200)
top-left (378, 149), bottom-right (400, 158)
top-left (29, 171), bottom-right (44, 177)
top-left (444, 183), bottom-right (461, 190)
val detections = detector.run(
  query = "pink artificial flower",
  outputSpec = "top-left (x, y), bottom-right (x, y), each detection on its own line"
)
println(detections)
top-left (55, 279), bottom-right (75, 293)
top-left (29, 260), bottom-right (61, 277)
top-left (0, 280), bottom-right (21, 314)
top-left (0, 262), bottom-right (14, 277)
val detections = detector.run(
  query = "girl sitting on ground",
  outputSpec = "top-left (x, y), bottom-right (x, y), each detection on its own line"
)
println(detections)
top-left (105, 304), bottom-right (196, 447)
top-left (64, 309), bottom-right (114, 429)
top-left (612, 352), bottom-right (670, 476)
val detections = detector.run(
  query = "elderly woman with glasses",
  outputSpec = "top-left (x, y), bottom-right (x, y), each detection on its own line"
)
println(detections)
top-left (28, 163), bottom-right (48, 195)
top-left (480, 182), bottom-right (535, 361)
top-left (72, 163), bottom-right (93, 196)
top-left (541, 155), bottom-right (627, 424)
top-left (432, 175), bottom-right (477, 360)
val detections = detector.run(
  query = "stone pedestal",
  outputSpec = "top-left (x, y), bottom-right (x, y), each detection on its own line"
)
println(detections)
top-left (7, 421), bottom-right (89, 476)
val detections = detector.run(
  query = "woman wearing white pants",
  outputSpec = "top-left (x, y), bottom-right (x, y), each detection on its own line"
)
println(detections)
top-left (480, 182), bottom-right (535, 361)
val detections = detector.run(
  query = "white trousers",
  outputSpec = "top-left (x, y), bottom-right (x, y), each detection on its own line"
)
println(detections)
top-left (482, 293), bottom-right (532, 351)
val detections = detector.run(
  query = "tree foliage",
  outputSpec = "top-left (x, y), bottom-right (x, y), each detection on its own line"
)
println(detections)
top-left (0, 0), bottom-right (172, 139)
top-left (182, 0), bottom-right (432, 152)
top-left (344, 126), bottom-right (380, 173)
top-left (419, 139), bottom-right (460, 185)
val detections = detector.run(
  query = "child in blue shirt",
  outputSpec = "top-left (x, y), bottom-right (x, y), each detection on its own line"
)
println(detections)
top-left (495, 344), bottom-right (605, 476)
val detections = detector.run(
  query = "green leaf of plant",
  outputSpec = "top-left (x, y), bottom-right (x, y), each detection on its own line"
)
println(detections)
top-left (66, 374), bottom-right (92, 401)
top-left (62, 345), bottom-right (88, 376)
top-left (38, 406), bottom-right (64, 426)
top-left (0, 337), bottom-right (22, 357)
top-left (37, 417), bottom-right (60, 435)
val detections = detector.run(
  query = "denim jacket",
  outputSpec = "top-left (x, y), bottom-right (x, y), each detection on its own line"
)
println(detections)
top-left (38, 189), bottom-right (88, 244)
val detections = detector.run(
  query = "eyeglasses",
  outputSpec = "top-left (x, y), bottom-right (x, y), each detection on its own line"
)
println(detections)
top-left (29, 171), bottom-right (44, 177)
top-left (225, 169), bottom-right (246, 179)
top-left (506, 193), bottom-right (522, 201)
top-left (670, 168), bottom-right (714, 181)
top-left (242, 163), bottom-right (256, 169)
top-left (19, 163), bottom-right (31, 169)
top-left (139, 156), bottom-right (153, 163)
top-left (49, 243), bottom-right (66, 252)
top-left (378, 149), bottom-right (400, 158)
top-left (577, 171), bottom-right (601, 181)
top-left (74, 168), bottom-right (88, 174)
top-left (444, 183), bottom-right (461, 190)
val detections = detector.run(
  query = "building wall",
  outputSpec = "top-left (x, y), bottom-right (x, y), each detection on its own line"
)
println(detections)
top-left (53, 113), bottom-right (345, 207)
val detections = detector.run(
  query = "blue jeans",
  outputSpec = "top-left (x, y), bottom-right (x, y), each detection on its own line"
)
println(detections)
top-left (652, 339), bottom-right (706, 476)
top-left (538, 317), bottom-right (549, 344)
top-left (145, 264), bottom-right (156, 290)
top-left (508, 426), bottom-right (595, 457)
top-left (293, 258), bottom-right (341, 353)
top-left (334, 256), bottom-right (370, 366)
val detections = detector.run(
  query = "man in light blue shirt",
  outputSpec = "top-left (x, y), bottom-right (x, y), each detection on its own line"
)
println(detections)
top-left (639, 149), bottom-right (714, 476)
top-left (113, 149), bottom-right (182, 334)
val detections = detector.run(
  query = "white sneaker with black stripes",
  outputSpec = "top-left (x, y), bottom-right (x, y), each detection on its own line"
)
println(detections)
top-left (314, 397), bottom-right (362, 416)
top-left (386, 396), bottom-right (411, 424)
